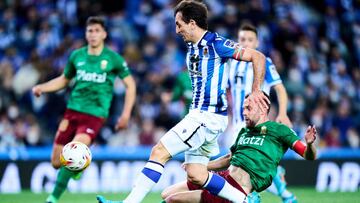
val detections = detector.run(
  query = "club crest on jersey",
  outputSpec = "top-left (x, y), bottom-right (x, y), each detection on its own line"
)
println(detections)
top-left (202, 47), bottom-right (209, 58)
top-left (260, 126), bottom-right (267, 135)
top-left (100, 60), bottom-right (108, 70)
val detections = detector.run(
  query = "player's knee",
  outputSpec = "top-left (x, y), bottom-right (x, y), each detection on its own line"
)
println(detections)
top-left (186, 166), bottom-right (208, 186)
top-left (150, 143), bottom-right (171, 163)
top-left (51, 144), bottom-right (64, 169)
top-left (186, 171), bottom-right (206, 186)
top-left (51, 157), bottom-right (61, 169)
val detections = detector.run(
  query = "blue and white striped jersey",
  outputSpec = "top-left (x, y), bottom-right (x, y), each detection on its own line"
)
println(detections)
top-left (186, 31), bottom-right (240, 115)
top-left (228, 57), bottom-right (282, 124)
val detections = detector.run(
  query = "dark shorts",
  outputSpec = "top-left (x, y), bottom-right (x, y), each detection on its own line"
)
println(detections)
top-left (54, 109), bottom-right (105, 145)
top-left (187, 170), bottom-right (247, 203)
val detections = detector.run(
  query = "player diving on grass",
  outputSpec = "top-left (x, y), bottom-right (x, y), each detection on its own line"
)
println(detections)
top-left (161, 94), bottom-right (317, 203)
top-left (32, 16), bottom-right (136, 203)
top-left (96, 1), bottom-right (269, 203)
top-left (225, 24), bottom-right (296, 203)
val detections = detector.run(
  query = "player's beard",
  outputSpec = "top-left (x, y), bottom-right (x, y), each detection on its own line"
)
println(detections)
top-left (182, 31), bottom-right (194, 43)
top-left (182, 34), bottom-right (190, 43)
top-left (245, 117), bottom-right (256, 128)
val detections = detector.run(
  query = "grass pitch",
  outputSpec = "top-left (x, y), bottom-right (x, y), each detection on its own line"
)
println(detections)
top-left (1, 187), bottom-right (359, 203)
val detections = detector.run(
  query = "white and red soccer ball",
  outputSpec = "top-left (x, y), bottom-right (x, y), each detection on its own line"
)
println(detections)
top-left (60, 141), bottom-right (92, 171)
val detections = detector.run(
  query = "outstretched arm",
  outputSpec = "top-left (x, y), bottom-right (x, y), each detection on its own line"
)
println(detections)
top-left (207, 153), bottom-right (232, 171)
top-left (292, 125), bottom-right (317, 160)
top-left (273, 84), bottom-right (292, 128)
top-left (32, 74), bottom-right (70, 97)
top-left (233, 47), bottom-right (269, 112)
top-left (226, 88), bottom-right (233, 124)
top-left (115, 75), bottom-right (136, 130)
top-left (233, 47), bottom-right (265, 92)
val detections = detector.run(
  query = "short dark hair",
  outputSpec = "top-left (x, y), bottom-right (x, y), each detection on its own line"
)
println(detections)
top-left (240, 23), bottom-right (258, 37)
top-left (245, 91), bottom-right (271, 113)
top-left (174, 0), bottom-right (208, 30)
top-left (86, 16), bottom-right (106, 30)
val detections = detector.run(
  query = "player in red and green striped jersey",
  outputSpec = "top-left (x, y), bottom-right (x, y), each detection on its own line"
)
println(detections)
top-left (32, 16), bottom-right (136, 203)
top-left (161, 94), bottom-right (317, 203)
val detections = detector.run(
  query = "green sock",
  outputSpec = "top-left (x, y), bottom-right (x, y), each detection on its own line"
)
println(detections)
top-left (52, 167), bottom-right (75, 199)
top-left (71, 170), bottom-right (83, 180)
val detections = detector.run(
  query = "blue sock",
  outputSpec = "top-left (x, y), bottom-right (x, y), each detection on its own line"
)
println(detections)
top-left (203, 172), bottom-right (246, 203)
top-left (203, 172), bottom-right (225, 195)
top-left (124, 160), bottom-right (164, 203)
top-left (273, 174), bottom-right (285, 195)
top-left (141, 160), bottom-right (163, 183)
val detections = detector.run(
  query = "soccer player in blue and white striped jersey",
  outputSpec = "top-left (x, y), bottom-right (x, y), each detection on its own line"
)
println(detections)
top-left (97, 2), bottom-right (269, 203)
top-left (226, 24), bottom-right (296, 203)
top-left (226, 24), bottom-right (292, 145)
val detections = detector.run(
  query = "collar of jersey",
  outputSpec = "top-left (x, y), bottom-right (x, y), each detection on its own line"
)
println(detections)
top-left (246, 120), bottom-right (271, 132)
top-left (192, 30), bottom-right (209, 47)
top-left (86, 46), bottom-right (105, 59)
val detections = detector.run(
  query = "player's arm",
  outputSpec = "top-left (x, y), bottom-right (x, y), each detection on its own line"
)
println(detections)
top-left (233, 47), bottom-right (265, 93)
top-left (292, 125), bottom-right (317, 160)
top-left (273, 83), bottom-right (292, 128)
top-left (233, 47), bottom-right (269, 112)
top-left (226, 88), bottom-right (233, 123)
top-left (32, 74), bottom-right (70, 97)
top-left (116, 75), bottom-right (136, 130)
top-left (207, 153), bottom-right (232, 171)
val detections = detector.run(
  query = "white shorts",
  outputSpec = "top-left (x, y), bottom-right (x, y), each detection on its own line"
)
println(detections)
top-left (161, 109), bottom-right (228, 165)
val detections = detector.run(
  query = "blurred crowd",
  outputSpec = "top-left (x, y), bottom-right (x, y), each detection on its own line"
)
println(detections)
top-left (0, 0), bottom-right (360, 150)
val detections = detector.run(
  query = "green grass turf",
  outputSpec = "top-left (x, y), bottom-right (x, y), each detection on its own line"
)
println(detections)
top-left (1, 187), bottom-right (359, 203)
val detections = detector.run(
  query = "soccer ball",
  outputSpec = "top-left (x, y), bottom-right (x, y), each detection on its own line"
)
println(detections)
top-left (60, 141), bottom-right (92, 171)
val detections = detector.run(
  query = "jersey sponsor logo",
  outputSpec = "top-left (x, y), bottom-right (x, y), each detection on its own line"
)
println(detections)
top-left (100, 60), bottom-right (108, 70)
top-left (235, 69), bottom-right (244, 85)
top-left (237, 135), bottom-right (266, 146)
top-left (189, 54), bottom-right (202, 76)
top-left (76, 70), bottom-right (107, 83)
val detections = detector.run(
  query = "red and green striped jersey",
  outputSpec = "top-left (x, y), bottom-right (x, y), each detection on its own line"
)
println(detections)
top-left (63, 46), bottom-right (130, 118)
top-left (230, 121), bottom-right (300, 192)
